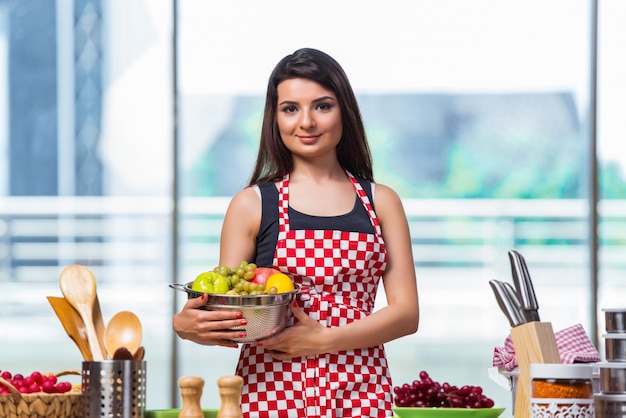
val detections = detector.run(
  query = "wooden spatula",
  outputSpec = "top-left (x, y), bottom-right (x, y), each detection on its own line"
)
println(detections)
top-left (59, 264), bottom-right (106, 360)
top-left (93, 294), bottom-right (107, 359)
top-left (47, 296), bottom-right (93, 361)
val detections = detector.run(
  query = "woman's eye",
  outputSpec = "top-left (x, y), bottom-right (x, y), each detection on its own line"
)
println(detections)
top-left (282, 105), bottom-right (297, 113)
top-left (317, 103), bottom-right (332, 111)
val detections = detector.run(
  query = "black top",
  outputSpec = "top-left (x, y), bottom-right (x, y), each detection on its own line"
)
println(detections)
top-left (254, 178), bottom-right (376, 268)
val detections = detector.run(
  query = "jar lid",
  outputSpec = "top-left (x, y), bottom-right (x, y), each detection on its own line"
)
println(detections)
top-left (597, 361), bottom-right (626, 369)
top-left (603, 333), bottom-right (626, 339)
top-left (594, 393), bottom-right (626, 401)
top-left (603, 308), bottom-right (626, 312)
top-left (530, 363), bottom-right (593, 379)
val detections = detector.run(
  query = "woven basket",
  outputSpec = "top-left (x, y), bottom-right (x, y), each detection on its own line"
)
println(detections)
top-left (0, 371), bottom-right (81, 418)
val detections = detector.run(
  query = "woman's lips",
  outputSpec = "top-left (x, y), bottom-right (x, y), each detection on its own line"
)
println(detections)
top-left (297, 134), bottom-right (321, 144)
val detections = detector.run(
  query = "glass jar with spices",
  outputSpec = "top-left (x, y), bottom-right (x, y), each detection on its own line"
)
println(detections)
top-left (530, 363), bottom-right (595, 418)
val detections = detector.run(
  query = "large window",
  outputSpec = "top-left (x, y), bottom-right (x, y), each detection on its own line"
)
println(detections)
top-left (1, 0), bottom-right (624, 414)
top-left (177, 0), bottom-right (594, 413)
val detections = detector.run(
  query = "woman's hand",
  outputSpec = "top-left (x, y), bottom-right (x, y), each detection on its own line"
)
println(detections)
top-left (256, 302), bottom-right (328, 360)
top-left (172, 294), bottom-right (246, 348)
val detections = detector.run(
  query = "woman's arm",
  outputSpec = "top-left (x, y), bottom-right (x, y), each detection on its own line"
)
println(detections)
top-left (172, 295), bottom-right (246, 348)
top-left (172, 187), bottom-right (262, 347)
top-left (218, 186), bottom-right (262, 268)
top-left (260, 184), bottom-right (419, 358)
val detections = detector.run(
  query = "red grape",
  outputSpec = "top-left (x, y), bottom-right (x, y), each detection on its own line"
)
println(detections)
top-left (393, 370), bottom-right (496, 409)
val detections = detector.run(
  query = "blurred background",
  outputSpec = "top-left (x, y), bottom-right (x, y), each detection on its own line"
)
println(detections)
top-left (1, 0), bottom-right (625, 414)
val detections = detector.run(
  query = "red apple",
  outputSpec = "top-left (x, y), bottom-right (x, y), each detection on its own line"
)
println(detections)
top-left (252, 267), bottom-right (281, 285)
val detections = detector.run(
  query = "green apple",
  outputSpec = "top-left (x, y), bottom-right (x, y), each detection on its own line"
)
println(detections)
top-left (191, 271), bottom-right (218, 293)
top-left (213, 275), bottom-right (230, 294)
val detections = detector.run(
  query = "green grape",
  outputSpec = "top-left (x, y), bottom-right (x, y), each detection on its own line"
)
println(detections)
top-left (230, 276), bottom-right (241, 287)
top-left (242, 281), bottom-right (250, 292)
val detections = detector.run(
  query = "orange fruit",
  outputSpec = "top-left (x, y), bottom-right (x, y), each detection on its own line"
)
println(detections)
top-left (265, 273), bottom-right (295, 293)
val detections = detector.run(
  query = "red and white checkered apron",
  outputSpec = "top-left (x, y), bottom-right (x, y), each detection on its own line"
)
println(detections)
top-left (236, 171), bottom-right (393, 418)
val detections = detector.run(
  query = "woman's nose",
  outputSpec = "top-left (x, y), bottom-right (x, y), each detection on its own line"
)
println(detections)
top-left (300, 109), bottom-right (316, 129)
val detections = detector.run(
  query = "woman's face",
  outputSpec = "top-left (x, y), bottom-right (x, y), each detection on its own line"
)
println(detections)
top-left (276, 78), bottom-right (343, 160)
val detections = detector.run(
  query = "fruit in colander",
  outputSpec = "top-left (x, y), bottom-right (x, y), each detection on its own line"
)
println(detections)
top-left (252, 267), bottom-right (281, 285)
top-left (191, 272), bottom-right (218, 293)
top-left (265, 273), bottom-right (295, 293)
top-left (191, 261), bottom-right (294, 296)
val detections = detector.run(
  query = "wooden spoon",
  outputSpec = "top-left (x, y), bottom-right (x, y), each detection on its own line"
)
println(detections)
top-left (112, 346), bottom-right (134, 360)
top-left (58, 264), bottom-right (105, 360)
top-left (47, 296), bottom-right (93, 361)
top-left (133, 345), bottom-right (145, 360)
top-left (104, 310), bottom-right (143, 359)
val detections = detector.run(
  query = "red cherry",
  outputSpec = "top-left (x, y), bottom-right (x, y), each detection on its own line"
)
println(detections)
top-left (44, 374), bottom-right (58, 385)
top-left (55, 381), bottom-right (72, 393)
top-left (41, 380), bottom-right (56, 393)
top-left (30, 371), bottom-right (43, 385)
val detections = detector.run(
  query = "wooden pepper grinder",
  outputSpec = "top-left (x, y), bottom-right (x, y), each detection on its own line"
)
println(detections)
top-left (217, 375), bottom-right (243, 418)
top-left (178, 376), bottom-right (205, 418)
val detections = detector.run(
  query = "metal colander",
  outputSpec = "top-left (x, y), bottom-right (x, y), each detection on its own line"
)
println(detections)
top-left (170, 282), bottom-right (300, 343)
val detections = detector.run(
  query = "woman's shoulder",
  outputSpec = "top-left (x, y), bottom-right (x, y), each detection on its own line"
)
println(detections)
top-left (227, 186), bottom-right (263, 213)
top-left (371, 183), bottom-right (403, 212)
top-left (373, 183), bottom-right (399, 197)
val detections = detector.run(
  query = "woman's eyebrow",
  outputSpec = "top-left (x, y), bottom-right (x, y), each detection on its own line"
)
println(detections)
top-left (279, 96), bottom-right (336, 106)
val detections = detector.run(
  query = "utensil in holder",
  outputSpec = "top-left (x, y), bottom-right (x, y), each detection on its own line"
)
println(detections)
top-left (82, 360), bottom-right (147, 417)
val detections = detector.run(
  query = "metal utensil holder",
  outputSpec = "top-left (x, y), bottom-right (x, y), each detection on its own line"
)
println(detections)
top-left (82, 360), bottom-right (147, 417)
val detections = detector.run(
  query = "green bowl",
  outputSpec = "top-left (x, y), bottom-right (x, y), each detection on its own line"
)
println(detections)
top-left (393, 407), bottom-right (506, 418)
top-left (144, 409), bottom-right (219, 418)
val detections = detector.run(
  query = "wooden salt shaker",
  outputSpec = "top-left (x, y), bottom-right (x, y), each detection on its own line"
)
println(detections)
top-left (178, 376), bottom-right (205, 418)
top-left (217, 375), bottom-right (243, 418)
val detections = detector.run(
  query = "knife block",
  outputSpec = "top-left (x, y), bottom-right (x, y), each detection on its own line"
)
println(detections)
top-left (510, 321), bottom-right (560, 418)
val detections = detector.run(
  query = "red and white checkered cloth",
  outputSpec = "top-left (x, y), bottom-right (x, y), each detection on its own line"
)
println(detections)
top-left (492, 323), bottom-right (600, 371)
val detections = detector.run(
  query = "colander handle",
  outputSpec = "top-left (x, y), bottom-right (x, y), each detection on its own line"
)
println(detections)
top-left (169, 283), bottom-right (190, 293)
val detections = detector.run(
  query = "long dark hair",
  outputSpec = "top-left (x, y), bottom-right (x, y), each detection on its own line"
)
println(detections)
top-left (248, 48), bottom-right (374, 185)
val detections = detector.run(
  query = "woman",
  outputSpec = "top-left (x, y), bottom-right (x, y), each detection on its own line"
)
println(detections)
top-left (173, 48), bottom-right (419, 417)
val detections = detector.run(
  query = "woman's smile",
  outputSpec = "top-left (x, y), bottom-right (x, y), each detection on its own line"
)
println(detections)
top-left (296, 134), bottom-right (322, 144)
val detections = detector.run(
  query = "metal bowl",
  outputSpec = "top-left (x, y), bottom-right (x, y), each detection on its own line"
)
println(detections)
top-left (605, 333), bottom-right (626, 362)
top-left (594, 393), bottom-right (626, 418)
top-left (170, 282), bottom-right (300, 343)
top-left (605, 309), bottom-right (626, 333)
top-left (599, 362), bottom-right (626, 394)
